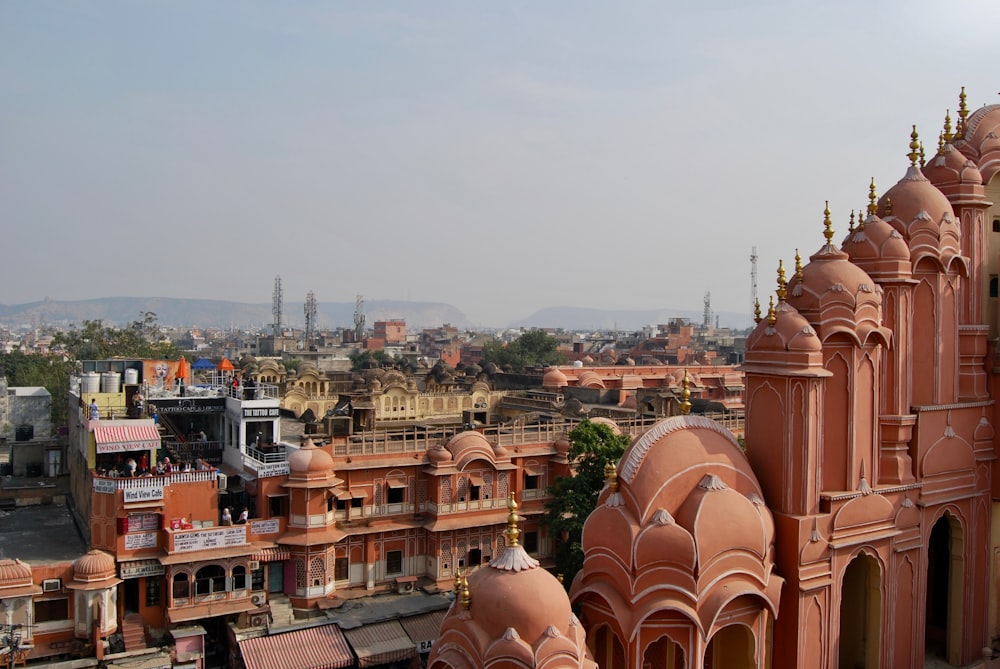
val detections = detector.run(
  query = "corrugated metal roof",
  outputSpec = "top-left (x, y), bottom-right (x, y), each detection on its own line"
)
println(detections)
top-left (399, 609), bottom-right (447, 645)
top-left (93, 421), bottom-right (161, 444)
top-left (342, 619), bottom-right (417, 668)
top-left (239, 624), bottom-right (354, 669)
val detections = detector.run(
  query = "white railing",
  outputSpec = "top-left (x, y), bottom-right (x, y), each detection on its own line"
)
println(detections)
top-left (96, 469), bottom-right (219, 489)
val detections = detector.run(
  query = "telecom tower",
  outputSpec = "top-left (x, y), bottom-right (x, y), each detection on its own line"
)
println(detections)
top-left (354, 294), bottom-right (366, 341)
top-left (750, 246), bottom-right (759, 322)
top-left (703, 292), bottom-right (712, 329)
top-left (304, 290), bottom-right (317, 344)
top-left (272, 276), bottom-right (283, 337)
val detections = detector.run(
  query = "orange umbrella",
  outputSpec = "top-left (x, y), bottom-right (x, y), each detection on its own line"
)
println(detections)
top-left (177, 356), bottom-right (190, 382)
top-left (218, 358), bottom-right (235, 372)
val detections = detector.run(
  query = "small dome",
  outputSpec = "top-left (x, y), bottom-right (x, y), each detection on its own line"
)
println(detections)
top-left (74, 549), bottom-right (117, 582)
top-left (427, 443), bottom-right (453, 465)
top-left (577, 371), bottom-right (605, 389)
top-left (842, 213), bottom-right (912, 277)
top-left (542, 368), bottom-right (568, 389)
top-left (878, 165), bottom-right (954, 240)
top-left (444, 430), bottom-right (496, 469)
top-left (288, 438), bottom-right (335, 476)
top-left (745, 301), bottom-right (821, 355)
top-left (0, 558), bottom-right (32, 588)
top-left (588, 417), bottom-right (622, 435)
top-left (554, 434), bottom-right (571, 455)
top-left (923, 143), bottom-right (983, 188)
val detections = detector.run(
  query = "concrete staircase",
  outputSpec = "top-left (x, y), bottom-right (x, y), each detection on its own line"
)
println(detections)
top-left (267, 594), bottom-right (296, 627)
top-left (121, 613), bottom-right (147, 651)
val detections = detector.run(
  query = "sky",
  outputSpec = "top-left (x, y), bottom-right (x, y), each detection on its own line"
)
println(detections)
top-left (2, 1), bottom-right (1000, 328)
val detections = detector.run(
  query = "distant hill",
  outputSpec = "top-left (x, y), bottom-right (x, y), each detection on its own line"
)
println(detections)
top-left (0, 297), bottom-right (473, 330)
top-left (0, 298), bottom-right (752, 332)
top-left (511, 306), bottom-right (752, 331)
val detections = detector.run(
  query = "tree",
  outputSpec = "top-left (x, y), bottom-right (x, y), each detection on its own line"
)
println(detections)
top-left (481, 329), bottom-right (564, 372)
top-left (53, 313), bottom-right (180, 361)
top-left (541, 419), bottom-right (630, 588)
top-left (0, 351), bottom-right (74, 429)
top-left (348, 349), bottom-right (391, 372)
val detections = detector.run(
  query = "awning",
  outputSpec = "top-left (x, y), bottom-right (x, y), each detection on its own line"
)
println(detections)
top-left (94, 421), bottom-right (161, 454)
top-left (350, 488), bottom-right (369, 499)
top-left (467, 474), bottom-right (484, 487)
top-left (385, 478), bottom-right (407, 489)
top-left (239, 624), bottom-right (354, 669)
top-left (160, 545), bottom-right (258, 565)
top-left (341, 620), bottom-right (417, 668)
top-left (521, 464), bottom-right (543, 476)
top-left (399, 610), bottom-right (447, 650)
top-left (251, 546), bottom-right (291, 562)
top-left (167, 598), bottom-right (257, 623)
top-left (330, 489), bottom-right (353, 501)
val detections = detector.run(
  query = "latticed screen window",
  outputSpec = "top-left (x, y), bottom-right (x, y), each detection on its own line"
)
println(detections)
top-left (498, 472), bottom-right (508, 498)
top-left (335, 557), bottom-right (349, 581)
top-left (309, 557), bottom-right (325, 587)
top-left (441, 479), bottom-right (452, 504)
top-left (295, 558), bottom-right (307, 588)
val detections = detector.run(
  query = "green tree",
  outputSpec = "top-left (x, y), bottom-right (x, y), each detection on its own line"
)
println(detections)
top-left (481, 329), bottom-right (563, 372)
top-left (349, 349), bottom-right (391, 372)
top-left (541, 419), bottom-right (630, 588)
top-left (0, 351), bottom-right (74, 429)
top-left (53, 313), bottom-right (180, 360)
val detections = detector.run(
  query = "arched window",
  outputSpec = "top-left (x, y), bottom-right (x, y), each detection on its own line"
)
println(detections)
top-left (233, 565), bottom-right (247, 591)
top-left (195, 565), bottom-right (226, 595)
top-left (172, 572), bottom-right (190, 599)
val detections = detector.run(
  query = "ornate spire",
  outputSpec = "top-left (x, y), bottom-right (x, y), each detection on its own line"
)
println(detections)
top-left (504, 492), bottom-right (521, 547)
top-left (919, 141), bottom-right (925, 166)
top-left (794, 249), bottom-right (803, 281)
top-left (908, 125), bottom-right (920, 166)
top-left (776, 259), bottom-right (787, 302)
top-left (867, 179), bottom-right (878, 216)
top-left (680, 370), bottom-right (692, 415)
top-left (943, 110), bottom-right (953, 143)
top-left (957, 86), bottom-right (968, 137)
top-left (823, 201), bottom-right (834, 244)
top-left (938, 131), bottom-right (945, 152)
top-left (460, 571), bottom-right (471, 610)
top-left (766, 295), bottom-right (776, 327)
top-left (753, 298), bottom-right (761, 324)
top-left (848, 210), bottom-right (856, 232)
top-left (604, 461), bottom-right (619, 493)
top-left (885, 196), bottom-right (892, 217)
top-left (454, 567), bottom-right (462, 594)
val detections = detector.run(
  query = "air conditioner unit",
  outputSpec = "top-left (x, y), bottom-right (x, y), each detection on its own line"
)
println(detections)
top-left (217, 473), bottom-right (227, 490)
top-left (397, 581), bottom-right (414, 594)
top-left (249, 560), bottom-right (260, 571)
top-left (249, 614), bottom-right (268, 627)
top-left (42, 578), bottom-right (62, 593)
top-left (251, 594), bottom-right (265, 606)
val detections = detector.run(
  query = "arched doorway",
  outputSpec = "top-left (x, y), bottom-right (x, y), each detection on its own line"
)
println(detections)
top-left (643, 634), bottom-right (685, 669)
top-left (839, 553), bottom-right (881, 668)
top-left (590, 625), bottom-right (626, 669)
top-left (926, 513), bottom-right (964, 666)
top-left (704, 624), bottom-right (754, 668)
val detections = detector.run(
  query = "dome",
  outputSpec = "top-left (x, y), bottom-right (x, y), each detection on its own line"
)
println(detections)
top-left (431, 497), bottom-right (595, 669)
top-left (588, 416), bottom-right (622, 435)
top-left (73, 549), bottom-right (117, 582)
top-left (745, 300), bottom-right (822, 356)
top-left (577, 371), bottom-right (605, 389)
top-left (955, 103), bottom-right (1000, 180)
top-left (444, 430), bottom-right (496, 469)
top-left (878, 165), bottom-right (954, 240)
top-left (0, 558), bottom-right (32, 588)
top-left (427, 443), bottom-right (453, 465)
top-left (842, 212), bottom-right (912, 279)
top-left (924, 142), bottom-right (983, 188)
top-left (288, 438), bottom-right (335, 477)
top-left (542, 368), bottom-right (568, 389)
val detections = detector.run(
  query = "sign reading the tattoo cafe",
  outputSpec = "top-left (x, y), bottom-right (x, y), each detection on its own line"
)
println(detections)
top-left (155, 398), bottom-right (226, 414)
top-left (254, 462), bottom-right (290, 478)
top-left (243, 407), bottom-right (280, 418)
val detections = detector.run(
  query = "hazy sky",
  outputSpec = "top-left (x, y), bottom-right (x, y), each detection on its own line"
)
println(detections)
top-left (2, 1), bottom-right (999, 327)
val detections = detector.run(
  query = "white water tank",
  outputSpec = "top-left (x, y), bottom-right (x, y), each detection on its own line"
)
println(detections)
top-left (101, 372), bottom-right (121, 393)
top-left (124, 368), bottom-right (139, 385)
top-left (81, 372), bottom-right (101, 393)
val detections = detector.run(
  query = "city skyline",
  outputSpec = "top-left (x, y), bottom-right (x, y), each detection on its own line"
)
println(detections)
top-left (2, 1), bottom-right (998, 326)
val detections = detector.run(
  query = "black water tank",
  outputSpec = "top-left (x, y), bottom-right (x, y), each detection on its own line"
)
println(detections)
top-left (15, 425), bottom-right (33, 442)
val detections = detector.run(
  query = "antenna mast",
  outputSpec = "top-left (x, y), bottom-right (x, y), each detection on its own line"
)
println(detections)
top-left (750, 246), bottom-right (759, 323)
top-left (703, 291), bottom-right (712, 328)
top-left (353, 294), bottom-right (366, 341)
top-left (304, 290), bottom-right (317, 345)
top-left (272, 276), bottom-right (283, 337)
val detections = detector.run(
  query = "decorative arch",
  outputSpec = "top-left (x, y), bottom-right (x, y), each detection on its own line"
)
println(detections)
top-left (704, 623), bottom-right (755, 669)
top-left (838, 551), bottom-right (882, 668)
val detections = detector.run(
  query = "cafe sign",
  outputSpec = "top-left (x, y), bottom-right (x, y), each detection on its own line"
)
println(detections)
top-left (254, 462), bottom-right (290, 478)
top-left (124, 486), bottom-right (165, 503)
top-left (93, 478), bottom-right (117, 494)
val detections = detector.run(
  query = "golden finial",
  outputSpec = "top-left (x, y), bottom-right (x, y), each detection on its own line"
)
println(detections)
top-left (604, 461), bottom-right (619, 492)
top-left (454, 567), bottom-right (462, 593)
top-left (557, 573), bottom-right (564, 584)
top-left (919, 141), bottom-right (925, 167)
top-left (794, 249), bottom-right (803, 281)
top-left (823, 201), bottom-right (834, 244)
top-left (938, 131), bottom-right (945, 152)
top-left (766, 295), bottom-right (776, 327)
top-left (867, 179), bottom-right (878, 216)
top-left (848, 210), bottom-right (855, 232)
top-left (460, 571), bottom-right (471, 610)
top-left (776, 259), bottom-right (787, 302)
top-left (885, 196), bottom-right (892, 217)
top-left (680, 370), bottom-right (692, 415)
top-left (943, 110), bottom-right (953, 143)
top-left (908, 125), bottom-right (920, 166)
top-left (753, 298), bottom-right (762, 324)
top-left (504, 492), bottom-right (521, 547)
top-left (957, 86), bottom-right (968, 136)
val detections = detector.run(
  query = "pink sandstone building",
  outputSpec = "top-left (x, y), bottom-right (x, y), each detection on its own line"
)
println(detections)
top-left (427, 89), bottom-right (1000, 669)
